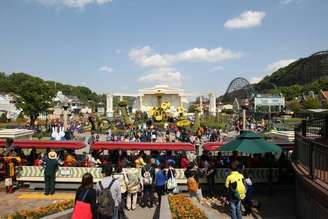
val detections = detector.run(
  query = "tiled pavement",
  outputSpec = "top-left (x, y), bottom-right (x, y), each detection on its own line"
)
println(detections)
top-left (0, 185), bottom-right (296, 219)
top-left (0, 191), bottom-right (75, 217)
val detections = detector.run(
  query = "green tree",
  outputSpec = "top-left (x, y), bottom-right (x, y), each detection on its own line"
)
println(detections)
top-left (192, 110), bottom-right (201, 133)
top-left (302, 97), bottom-right (321, 109)
top-left (188, 104), bottom-right (198, 113)
top-left (118, 100), bottom-right (132, 127)
top-left (15, 78), bottom-right (55, 126)
top-left (288, 100), bottom-right (302, 114)
top-left (0, 113), bottom-right (7, 123)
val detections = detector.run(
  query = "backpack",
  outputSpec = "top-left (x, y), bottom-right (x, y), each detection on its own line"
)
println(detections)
top-left (229, 176), bottom-right (246, 200)
top-left (187, 176), bottom-right (198, 193)
top-left (97, 179), bottom-right (117, 217)
top-left (143, 167), bottom-right (153, 185)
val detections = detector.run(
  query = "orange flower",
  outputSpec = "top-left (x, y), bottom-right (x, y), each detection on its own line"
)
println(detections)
top-left (168, 195), bottom-right (207, 219)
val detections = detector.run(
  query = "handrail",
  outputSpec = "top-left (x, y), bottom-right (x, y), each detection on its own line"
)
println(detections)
top-left (295, 117), bottom-right (328, 183)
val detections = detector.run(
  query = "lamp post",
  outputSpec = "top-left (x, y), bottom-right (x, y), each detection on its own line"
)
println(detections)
top-left (63, 103), bottom-right (69, 131)
top-left (242, 99), bottom-right (249, 130)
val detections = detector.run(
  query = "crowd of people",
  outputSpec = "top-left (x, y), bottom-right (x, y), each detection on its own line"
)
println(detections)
top-left (0, 121), bottom-right (292, 219)
top-left (70, 154), bottom-right (256, 219)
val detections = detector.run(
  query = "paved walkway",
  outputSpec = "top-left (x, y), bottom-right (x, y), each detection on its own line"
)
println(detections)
top-left (125, 206), bottom-right (158, 219)
top-left (0, 191), bottom-right (75, 217)
top-left (197, 186), bottom-right (296, 219)
top-left (0, 185), bottom-right (296, 219)
top-left (0, 190), bottom-right (159, 219)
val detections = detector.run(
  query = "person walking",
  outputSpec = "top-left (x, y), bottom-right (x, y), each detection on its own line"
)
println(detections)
top-left (141, 158), bottom-right (155, 208)
top-left (72, 173), bottom-right (97, 219)
top-left (206, 161), bottom-right (217, 197)
top-left (166, 161), bottom-right (177, 194)
top-left (96, 164), bottom-right (121, 219)
top-left (155, 163), bottom-right (166, 206)
top-left (242, 173), bottom-right (253, 216)
top-left (224, 161), bottom-right (246, 219)
top-left (125, 163), bottom-right (142, 211)
top-left (43, 151), bottom-right (59, 195)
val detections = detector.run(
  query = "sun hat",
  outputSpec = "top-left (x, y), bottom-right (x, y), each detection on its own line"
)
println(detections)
top-left (48, 151), bottom-right (57, 160)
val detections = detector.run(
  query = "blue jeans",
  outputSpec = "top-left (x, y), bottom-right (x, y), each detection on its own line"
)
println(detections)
top-left (229, 199), bottom-right (242, 219)
top-left (112, 206), bottom-right (119, 219)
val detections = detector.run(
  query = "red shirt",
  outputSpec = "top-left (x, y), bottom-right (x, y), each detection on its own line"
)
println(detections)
top-left (180, 157), bottom-right (189, 168)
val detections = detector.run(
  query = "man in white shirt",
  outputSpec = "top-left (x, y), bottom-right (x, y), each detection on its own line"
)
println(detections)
top-left (96, 165), bottom-right (122, 219)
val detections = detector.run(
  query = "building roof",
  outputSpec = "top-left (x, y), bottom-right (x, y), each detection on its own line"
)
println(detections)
top-left (139, 85), bottom-right (184, 95)
top-left (321, 90), bottom-right (328, 100)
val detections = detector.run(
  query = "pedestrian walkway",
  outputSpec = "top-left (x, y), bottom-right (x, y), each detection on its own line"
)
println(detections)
top-left (17, 192), bottom-right (75, 200)
top-left (0, 191), bottom-right (74, 217)
top-left (125, 206), bottom-right (158, 219)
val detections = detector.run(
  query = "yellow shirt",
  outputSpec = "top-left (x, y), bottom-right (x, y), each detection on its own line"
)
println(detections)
top-left (225, 171), bottom-right (246, 200)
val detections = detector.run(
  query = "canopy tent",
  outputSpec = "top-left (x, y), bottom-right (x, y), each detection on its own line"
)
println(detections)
top-left (0, 139), bottom-right (86, 150)
top-left (91, 142), bottom-right (195, 151)
top-left (219, 130), bottom-right (282, 154)
top-left (203, 141), bottom-right (225, 151)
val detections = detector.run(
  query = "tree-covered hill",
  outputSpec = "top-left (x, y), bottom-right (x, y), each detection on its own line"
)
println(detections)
top-left (256, 51), bottom-right (328, 91)
top-left (0, 72), bottom-right (105, 105)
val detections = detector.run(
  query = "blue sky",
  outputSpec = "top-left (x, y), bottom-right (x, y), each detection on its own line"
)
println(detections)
top-left (0, 0), bottom-right (327, 95)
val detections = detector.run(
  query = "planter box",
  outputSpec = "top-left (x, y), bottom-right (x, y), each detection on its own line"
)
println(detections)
top-left (40, 208), bottom-right (73, 219)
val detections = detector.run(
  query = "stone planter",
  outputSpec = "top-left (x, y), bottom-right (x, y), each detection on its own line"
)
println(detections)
top-left (40, 208), bottom-right (73, 219)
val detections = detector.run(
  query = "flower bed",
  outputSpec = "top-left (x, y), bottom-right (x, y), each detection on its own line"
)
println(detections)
top-left (168, 195), bottom-right (208, 219)
top-left (1, 199), bottom-right (74, 219)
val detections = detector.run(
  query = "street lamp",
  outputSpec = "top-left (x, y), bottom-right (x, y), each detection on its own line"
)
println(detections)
top-left (63, 103), bottom-right (69, 130)
top-left (241, 98), bottom-right (249, 130)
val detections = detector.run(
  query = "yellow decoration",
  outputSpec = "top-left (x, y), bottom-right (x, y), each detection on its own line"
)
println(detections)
top-left (177, 106), bottom-right (184, 113)
top-left (176, 120), bottom-right (191, 127)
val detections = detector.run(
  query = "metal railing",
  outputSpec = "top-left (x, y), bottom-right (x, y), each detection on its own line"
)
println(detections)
top-left (295, 116), bottom-right (328, 183)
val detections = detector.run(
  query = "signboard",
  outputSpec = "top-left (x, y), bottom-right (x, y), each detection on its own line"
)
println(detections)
top-left (60, 168), bottom-right (72, 176)
top-left (254, 97), bottom-right (285, 106)
top-left (97, 107), bottom-right (105, 113)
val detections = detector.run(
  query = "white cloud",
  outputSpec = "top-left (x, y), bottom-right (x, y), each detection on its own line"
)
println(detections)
top-left (138, 68), bottom-right (183, 87)
top-left (129, 46), bottom-right (170, 67)
top-left (280, 0), bottom-right (302, 4)
top-left (129, 46), bottom-right (241, 68)
top-left (99, 65), bottom-right (114, 73)
top-left (224, 10), bottom-right (266, 29)
top-left (210, 66), bottom-right (224, 72)
top-left (265, 59), bottom-right (296, 72)
top-left (115, 49), bottom-right (121, 54)
top-left (250, 76), bottom-right (264, 84)
top-left (35, 0), bottom-right (112, 8)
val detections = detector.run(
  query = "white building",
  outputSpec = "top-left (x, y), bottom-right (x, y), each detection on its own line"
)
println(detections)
top-left (134, 85), bottom-right (189, 113)
top-left (0, 94), bottom-right (21, 120)
top-left (53, 91), bottom-right (82, 114)
top-left (106, 85), bottom-right (218, 117)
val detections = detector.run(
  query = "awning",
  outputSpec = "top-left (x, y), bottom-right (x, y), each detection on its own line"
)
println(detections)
top-left (91, 142), bottom-right (195, 151)
top-left (202, 141), bottom-right (225, 151)
top-left (0, 139), bottom-right (86, 150)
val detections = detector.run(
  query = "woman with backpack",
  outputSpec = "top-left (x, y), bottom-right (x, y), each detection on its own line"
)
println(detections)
top-left (72, 173), bottom-right (97, 219)
top-left (155, 162), bottom-right (167, 206)
top-left (166, 161), bottom-right (177, 194)
top-left (141, 158), bottom-right (155, 208)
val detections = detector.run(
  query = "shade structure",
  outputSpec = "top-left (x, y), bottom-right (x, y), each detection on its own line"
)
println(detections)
top-left (91, 142), bottom-right (195, 151)
top-left (219, 130), bottom-right (282, 154)
top-left (203, 141), bottom-right (225, 151)
top-left (0, 139), bottom-right (86, 150)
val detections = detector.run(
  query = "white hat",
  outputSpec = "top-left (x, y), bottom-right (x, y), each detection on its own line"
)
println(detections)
top-left (48, 151), bottom-right (57, 160)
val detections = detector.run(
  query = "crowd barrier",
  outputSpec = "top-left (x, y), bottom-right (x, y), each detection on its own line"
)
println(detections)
top-left (16, 166), bottom-right (279, 189)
